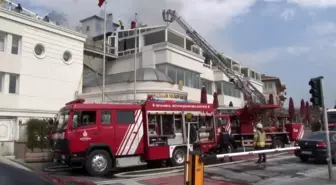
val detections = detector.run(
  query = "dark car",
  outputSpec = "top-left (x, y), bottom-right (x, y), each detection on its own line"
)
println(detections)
top-left (294, 131), bottom-right (336, 163)
top-left (0, 157), bottom-right (96, 185)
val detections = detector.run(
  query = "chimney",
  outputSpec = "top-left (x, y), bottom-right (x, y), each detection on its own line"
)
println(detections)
top-left (106, 13), bottom-right (114, 33)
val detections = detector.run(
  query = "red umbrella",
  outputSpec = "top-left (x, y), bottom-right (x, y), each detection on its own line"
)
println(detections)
top-left (300, 99), bottom-right (305, 119)
top-left (200, 86), bottom-right (207, 104)
top-left (288, 97), bottom-right (295, 122)
top-left (213, 92), bottom-right (219, 110)
top-left (268, 94), bottom-right (274, 105)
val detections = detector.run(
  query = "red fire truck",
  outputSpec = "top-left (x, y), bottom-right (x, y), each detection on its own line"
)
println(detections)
top-left (51, 97), bottom-right (218, 176)
top-left (215, 104), bottom-right (305, 150)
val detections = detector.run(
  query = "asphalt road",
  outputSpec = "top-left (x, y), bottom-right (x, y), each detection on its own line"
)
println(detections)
top-left (48, 153), bottom-right (336, 185)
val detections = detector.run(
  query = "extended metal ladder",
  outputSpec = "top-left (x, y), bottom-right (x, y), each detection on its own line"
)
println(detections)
top-left (162, 9), bottom-right (266, 104)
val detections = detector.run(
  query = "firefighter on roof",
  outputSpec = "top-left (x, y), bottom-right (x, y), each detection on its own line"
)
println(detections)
top-left (254, 122), bottom-right (266, 163)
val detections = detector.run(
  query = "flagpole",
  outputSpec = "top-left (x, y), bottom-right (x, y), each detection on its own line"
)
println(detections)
top-left (102, 0), bottom-right (107, 102)
top-left (133, 13), bottom-right (137, 103)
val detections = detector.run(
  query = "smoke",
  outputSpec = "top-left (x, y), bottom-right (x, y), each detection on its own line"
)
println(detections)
top-left (46, 10), bottom-right (68, 26)
top-left (20, 0), bottom-right (256, 38)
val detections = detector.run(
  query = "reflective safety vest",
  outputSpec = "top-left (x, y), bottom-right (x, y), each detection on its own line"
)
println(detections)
top-left (253, 130), bottom-right (266, 147)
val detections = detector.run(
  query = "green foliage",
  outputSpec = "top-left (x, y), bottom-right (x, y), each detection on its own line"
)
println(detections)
top-left (26, 118), bottom-right (53, 152)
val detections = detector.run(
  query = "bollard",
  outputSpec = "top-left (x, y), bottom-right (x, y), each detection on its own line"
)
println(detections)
top-left (184, 152), bottom-right (204, 185)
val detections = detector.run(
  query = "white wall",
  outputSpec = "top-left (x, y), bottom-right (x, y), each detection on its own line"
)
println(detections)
top-left (0, 8), bottom-right (86, 113)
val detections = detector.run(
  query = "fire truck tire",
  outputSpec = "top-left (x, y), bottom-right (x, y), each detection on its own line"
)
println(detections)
top-left (272, 139), bottom-right (285, 149)
top-left (85, 150), bottom-right (112, 177)
top-left (170, 147), bottom-right (187, 166)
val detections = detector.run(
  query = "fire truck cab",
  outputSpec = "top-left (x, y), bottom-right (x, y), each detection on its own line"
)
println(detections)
top-left (51, 98), bottom-right (217, 176)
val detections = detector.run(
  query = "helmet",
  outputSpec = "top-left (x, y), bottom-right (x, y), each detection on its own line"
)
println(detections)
top-left (256, 123), bottom-right (263, 129)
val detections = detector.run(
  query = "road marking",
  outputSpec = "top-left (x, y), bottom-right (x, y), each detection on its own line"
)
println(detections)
top-left (94, 153), bottom-right (296, 185)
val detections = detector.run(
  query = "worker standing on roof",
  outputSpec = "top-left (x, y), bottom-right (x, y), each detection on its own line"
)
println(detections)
top-left (254, 121), bottom-right (266, 163)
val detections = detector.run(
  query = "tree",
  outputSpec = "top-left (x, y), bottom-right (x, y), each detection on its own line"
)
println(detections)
top-left (288, 97), bottom-right (295, 122)
top-left (305, 101), bottom-right (312, 124)
top-left (300, 99), bottom-right (305, 120)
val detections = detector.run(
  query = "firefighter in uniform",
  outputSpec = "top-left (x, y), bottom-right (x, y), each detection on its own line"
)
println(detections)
top-left (254, 123), bottom-right (266, 163)
top-left (219, 124), bottom-right (233, 162)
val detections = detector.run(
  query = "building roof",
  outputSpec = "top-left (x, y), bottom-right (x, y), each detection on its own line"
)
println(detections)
top-left (80, 15), bottom-right (103, 23)
top-left (261, 74), bottom-right (279, 81)
top-left (0, 6), bottom-right (86, 41)
top-left (83, 65), bottom-right (173, 87)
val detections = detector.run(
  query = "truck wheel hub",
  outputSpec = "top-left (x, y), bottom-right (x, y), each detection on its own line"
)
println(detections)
top-left (92, 154), bottom-right (107, 172)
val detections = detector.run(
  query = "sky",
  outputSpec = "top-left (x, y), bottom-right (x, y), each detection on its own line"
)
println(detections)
top-left (13, 0), bottom-right (336, 108)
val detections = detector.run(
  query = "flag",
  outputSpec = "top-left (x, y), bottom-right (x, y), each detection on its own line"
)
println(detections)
top-left (98, 0), bottom-right (105, 7)
top-left (131, 21), bottom-right (136, 29)
top-left (131, 13), bottom-right (137, 29)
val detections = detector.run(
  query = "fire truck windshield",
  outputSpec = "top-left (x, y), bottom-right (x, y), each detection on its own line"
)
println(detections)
top-left (327, 111), bottom-right (336, 123)
top-left (55, 111), bottom-right (70, 131)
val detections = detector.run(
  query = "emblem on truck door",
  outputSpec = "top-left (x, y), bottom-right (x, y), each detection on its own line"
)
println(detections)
top-left (80, 130), bottom-right (91, 141)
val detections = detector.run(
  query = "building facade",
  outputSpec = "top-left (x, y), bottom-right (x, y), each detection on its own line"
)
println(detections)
top-left (261, 74), bottom-right (287, 107)
top-left (79, 17), bottom-right (264, 110)
top-left (0, 6), bottom-right (86, 156)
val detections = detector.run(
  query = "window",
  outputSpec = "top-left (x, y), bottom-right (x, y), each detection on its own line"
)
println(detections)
top-left (222, 81), bottom-right (241, 98)
top-left (0, 32), bottom-right (5, 52)
top-left (158, 64), bottom-right (200, 89)
top-left (202, 79), bottom-right (213, 95)
top-left (156, 64), bottom-right (166, 74)
top-left (192, 73), bottom-right (200, 89)
top-left (101, 111), bottom-right (111, 124)
top-left (264, 83), bottom-right (273, 89)
top-left (63, 51), bottom-right (72, 64)
top-left (167, 65), bottom-right (176, 83)
top-left (72, 111), bottom-right (96, 128)
top-left (117, 111), bottom-right (135, 124)
top-left (174, 115), bottom-right (182, 133)
top-left (0, 73), bottom-right (3, 92)
top-left (161, 115), bottom-right (174, 135)
top-left (176, 67), bottom-right (184, 85)
top-left (86, 26), bottom-right (90, 32)
top-left (215, 82), bottom-right (222, 95)
top-left (9, 74), bottom-right (19, 94)
top-left (34, 44), bottom-right (45, 58)
top-left (184, 70), bottom-right (192, 87)
top-left (11, 35), bottom-right (20, 55)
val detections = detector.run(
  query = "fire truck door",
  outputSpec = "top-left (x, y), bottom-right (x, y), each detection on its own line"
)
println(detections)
top-left (99, 110), bottom-right (114, 152)
top-left (115, 109), bottom-right (143, 156)
top-left (68, 110), bottom-right (100, 153)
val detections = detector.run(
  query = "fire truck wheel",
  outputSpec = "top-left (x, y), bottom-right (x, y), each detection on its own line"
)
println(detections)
top-left (170, 147), bottom-right (186, 166)
top-left (85, 150), bottom-right (112, 177)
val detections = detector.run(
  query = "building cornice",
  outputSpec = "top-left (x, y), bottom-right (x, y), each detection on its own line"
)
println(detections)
top-left (0, 7), bottom-right (87, 42)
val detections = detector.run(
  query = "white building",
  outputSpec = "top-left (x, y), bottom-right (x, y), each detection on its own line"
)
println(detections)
top-left (0, 6), bottom-right (86, 157)
top-left (79, 17), bottom-right (264, 109)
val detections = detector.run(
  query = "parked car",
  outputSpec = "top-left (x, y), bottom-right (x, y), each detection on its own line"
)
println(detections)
top-left (294, 131), bottom-right (336, 163)
top-left (0, 157), bottom-right (96, 185)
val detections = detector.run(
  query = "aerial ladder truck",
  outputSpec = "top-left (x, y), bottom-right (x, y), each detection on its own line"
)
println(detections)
top-left (161, 10), bottom-right (304, 155)
top-left (162, 9), bottom-right (266, 105)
